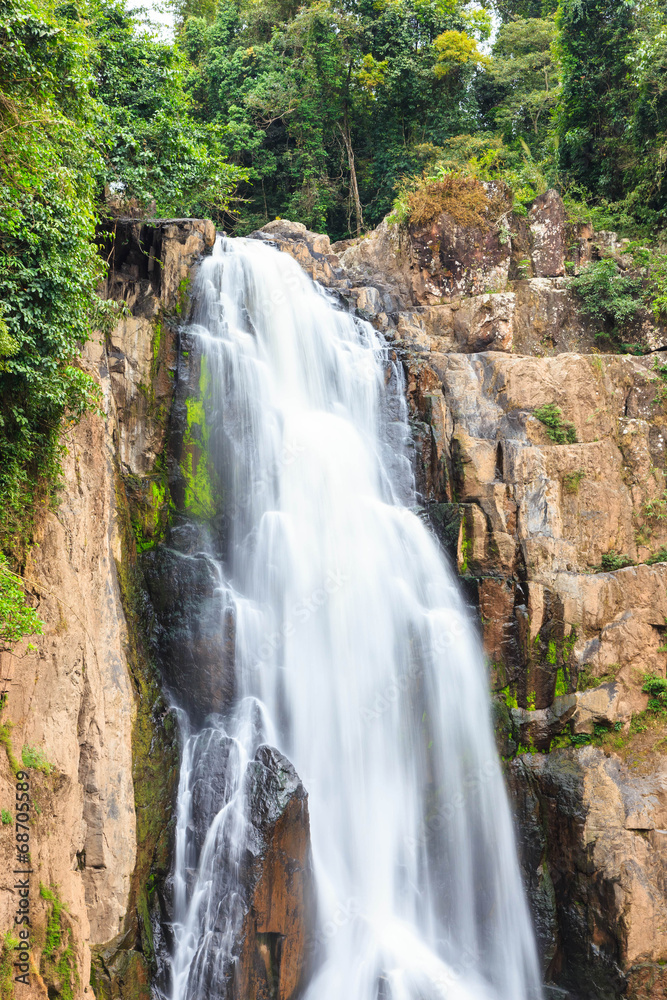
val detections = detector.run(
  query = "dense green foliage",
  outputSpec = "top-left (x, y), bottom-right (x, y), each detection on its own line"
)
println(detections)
top-left (0, 554), bottom-right (42, 646)
top-left (570, 244), bottom-right (667, 347)
top-left (642, 673), bottom-right (667, 712)
top-left (95, 2), bottom-right (246, 216)
top-left (1, 0), bottom-right (666, 558)
top-left (0, 0), bottom-right (106, 547)
top-left (176, 0), bottom-right (493, 233)
top-left (0, 0), bottom-right (243, 550)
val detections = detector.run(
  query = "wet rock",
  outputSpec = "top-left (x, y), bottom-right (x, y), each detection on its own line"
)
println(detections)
top-left (235, 747), bottom-right (315, 1000)
top-left (99, 218), bottom-right (215, 477)
top-left (142, 547), bottom-right (236, 724)
top-left (250, 220), bottom-right (350, 290)
top-left (189, 730), bottom-right (239, 861)
top-left (192, 745), bottom-right (315, 1000)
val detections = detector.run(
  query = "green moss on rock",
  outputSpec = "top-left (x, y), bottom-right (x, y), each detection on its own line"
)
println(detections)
top-left (39, 885), bottom-right (79, 1000)
top-left (179, 354), bottom-right (221, 519)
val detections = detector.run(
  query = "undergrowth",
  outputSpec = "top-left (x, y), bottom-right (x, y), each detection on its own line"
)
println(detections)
top-left (0, 931), bottom-right (19, 1000)
top-left (569, 245), bottom-right (667, 350)
top-left (0, 554), bottom-right (43, 648)
top-left (533, 403), bottom-right (577, 444)
top-left (563, 470), bottom-right (585, 494)
top-left (597, 549), bottom-right (634, 572)
top-left (39, 885), bottom-right (78, 1000)
top-left (390, 171), bottom-right (509, 230)
top-left (22, 745), bottom-right (54, 775)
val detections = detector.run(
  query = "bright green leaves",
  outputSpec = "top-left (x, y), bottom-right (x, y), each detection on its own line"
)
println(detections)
top-left (0, 0), bottom-right (106, 549)
top-left (482, 17), bottom-right (558, 154)
top-left (174, 0), bottom-right (490, 236)
top-left (0, 554), bottom-right (43, 648)
top-left (433, 29), bottom-right (489, 81)
top-left (94, 0), bottom-right (247, 219)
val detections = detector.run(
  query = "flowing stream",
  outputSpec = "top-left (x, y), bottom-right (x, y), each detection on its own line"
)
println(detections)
top-left (167, 236), bottom-right (542, 1000)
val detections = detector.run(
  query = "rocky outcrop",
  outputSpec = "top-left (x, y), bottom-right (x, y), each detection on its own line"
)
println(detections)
top-left (99, 218), bottom-right (216, 477)
top-left (510, 747), bottom-right (667, 1000)
top-left (248, 219), bottom-right (350, 292)
top-left (0, 400), bottom-right (137, 1000)
top-left (234, 746), bottom-right (315, 1000)
top-left (403, 350), bottom-right (667, 734)
top-left (180, 741), bottom-right (315, 1000)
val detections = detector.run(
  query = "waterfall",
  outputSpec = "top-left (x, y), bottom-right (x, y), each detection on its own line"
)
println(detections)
top-left (167, 236), bottom-right (542, 1000)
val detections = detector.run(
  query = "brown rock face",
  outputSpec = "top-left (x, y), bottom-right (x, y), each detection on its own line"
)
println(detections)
top-left (0, 405), bottom-right (137, 1000)
top-left (510, 748), bottom-right (667, 999)
top-left (234, 747), bottom-right (315, 1000)
top-left (99, 218), bottom-right (216, 476)
top-left (407, 183), bottom-right (514, 302)
top-left (529, 190), bottom-right (567, 278)
top-left (187, 745), bottom-right (315, 1000)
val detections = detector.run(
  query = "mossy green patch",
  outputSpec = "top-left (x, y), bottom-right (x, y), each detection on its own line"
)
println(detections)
top-left (533, 403), bottom-right (577, 444)
top-left (577, 662), bottom-right (620, 691)
top-left (0, 932), bottom-right (18, 1000)
top-left (152, 321), bottom-right (163, 364)
top-left (128, 474), bottom-right (170, 553)
top-left (0, 722), bottom-right (19, 776)
top-left (39, 885), bottom-right (78, 1000)
top-left (175, 276), bottom-right (191, 317)
top-left (22, 745), bottom-right (54, 775)
top-left (554, 668), bottom-right (568, 697)
top-left (500, 685), bottom-right (518, 710)
top-left (459, 512), bottom-right (470, 574)
top-left (180, 355), bottom-right (220, 520)
top-left (563, 469), bottom-right (585, 494)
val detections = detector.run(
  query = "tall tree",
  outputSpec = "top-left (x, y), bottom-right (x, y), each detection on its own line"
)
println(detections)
top-left (555, 0), bottom-right (635, 199)
top-left (483, 17), bottom-right (558, 154)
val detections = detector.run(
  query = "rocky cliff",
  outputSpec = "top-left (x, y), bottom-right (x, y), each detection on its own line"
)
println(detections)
top-left (2, 194), bottom-right (665, 1000)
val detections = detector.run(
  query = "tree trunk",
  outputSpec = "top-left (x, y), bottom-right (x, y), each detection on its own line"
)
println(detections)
top-left (338, 118), bottom-right (363, 236)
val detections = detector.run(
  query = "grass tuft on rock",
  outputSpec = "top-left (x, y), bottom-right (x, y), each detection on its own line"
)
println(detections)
top-left (534, 403), bottom-right (577, 444)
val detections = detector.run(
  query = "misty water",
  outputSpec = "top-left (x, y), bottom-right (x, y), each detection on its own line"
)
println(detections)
top-left (168, 236), bottom-right (542, 1000)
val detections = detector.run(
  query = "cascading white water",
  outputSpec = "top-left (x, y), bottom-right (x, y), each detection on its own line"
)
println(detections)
top-left (168, 235), bottom-right (542, 1000)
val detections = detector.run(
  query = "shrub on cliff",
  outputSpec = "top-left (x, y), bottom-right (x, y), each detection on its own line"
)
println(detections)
top-left (533, 404), bottom-right (577, 445)
top-left (390, 172), bottom-right (509, 229)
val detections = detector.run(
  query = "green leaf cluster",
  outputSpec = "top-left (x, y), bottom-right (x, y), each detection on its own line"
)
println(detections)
top-left (173, 0), bottom-right (493, 235)
top-left (533, 403), bottom-right (577, 444)
top-left (0, 553), bottom-right (43, 647)
top-left (642, 673), bottom-right (667, 713)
